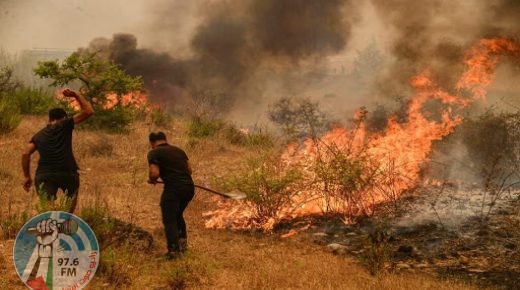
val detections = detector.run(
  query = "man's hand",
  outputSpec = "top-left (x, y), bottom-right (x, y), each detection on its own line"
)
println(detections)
top-left (64, 88), bottom-right (94, 124)
top-left (22, 177), bottom-right (32, 192)
top-left (62, 89), bottom-right (79, 99)
top-left (22, 143), bottom-right (36, 191)
top-left (35, 219), bottom-right (59, 258)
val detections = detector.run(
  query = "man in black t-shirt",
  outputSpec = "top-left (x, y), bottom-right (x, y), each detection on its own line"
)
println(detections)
top-left (147, 132), bottom-right (195, 259)
top-left (21, 89), bottom-right (94, 213)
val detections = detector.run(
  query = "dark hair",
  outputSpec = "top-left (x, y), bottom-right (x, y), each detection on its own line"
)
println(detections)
top-left (149, 131), bottom-right (167, 142)
top-left (49, 108), bottom-right (67, 121)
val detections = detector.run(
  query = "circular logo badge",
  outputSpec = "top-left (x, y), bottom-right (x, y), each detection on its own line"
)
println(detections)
top-left (13, 211), bottom-right (99, 290)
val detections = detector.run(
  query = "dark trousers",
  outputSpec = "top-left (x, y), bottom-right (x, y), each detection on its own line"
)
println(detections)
top-left (35, 172), bottom-right (80, 213)
top-left (160, 185), bottom-right (194, 252)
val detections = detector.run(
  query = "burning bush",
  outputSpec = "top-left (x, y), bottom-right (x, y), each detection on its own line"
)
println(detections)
top-left (207, 152), bottom-right (304, 230)
top-left (204, 37), bottom-right (520, 232)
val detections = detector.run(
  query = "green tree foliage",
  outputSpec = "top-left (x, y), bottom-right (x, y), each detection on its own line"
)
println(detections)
top-left (34, 52), bottom-right (144, 132)
top-left (0, 66), bottom-right (21, 134)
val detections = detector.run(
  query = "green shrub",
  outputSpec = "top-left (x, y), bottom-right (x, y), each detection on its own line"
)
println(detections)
top-left (15, 87), bottom-right (57, 115)
top-left (80, 203), bottom-right (153, 251)
top-left (161, 252), bottom-right (217, 289)
top-left (187, 117), bottom-right (224, 138)
top-left (150, 107), bottom-right (172, 127)
top-left (163, 266), bottom-right (188, 290)
top-left (0, 211), bottom-right (28, 239)
top-left (0, 97), bottom-right (21, 134)
top-left (360, 227), bottom-right (392, 276)
top-left (79, 205), bottom-right (115, 247)
top-left (218, 153), bottom-right (303, 224)
top-left (98, 247), bottom-right (133, 287)
top-left (36, 189), bottom-right (74, 213)
top-left (223, 125), bottom-right (274, 147)
top-left (81, 106), bottom-right (137, 133)
top-left (243, 130), bottom-right (274, 147)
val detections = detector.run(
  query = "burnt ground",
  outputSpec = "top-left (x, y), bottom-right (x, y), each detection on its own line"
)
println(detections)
top-left (274, 187), bottom-right (520, 290)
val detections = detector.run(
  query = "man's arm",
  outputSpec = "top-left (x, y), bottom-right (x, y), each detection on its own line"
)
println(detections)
top-left (22, 143), bottom-right (36, 192)
top-left (148, 164), bottom-right (160, 184)
top-left (62, 89), bottom-right (94, 124)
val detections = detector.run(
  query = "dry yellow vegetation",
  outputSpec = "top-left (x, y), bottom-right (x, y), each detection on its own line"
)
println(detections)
top-left (0, 116), bottom-right (482, 289)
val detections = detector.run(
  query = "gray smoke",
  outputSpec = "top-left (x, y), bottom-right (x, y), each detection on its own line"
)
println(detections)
top-left (81, 0), bottom-right (359, 115)
top-left (370, 0), bottom-right (520, 96)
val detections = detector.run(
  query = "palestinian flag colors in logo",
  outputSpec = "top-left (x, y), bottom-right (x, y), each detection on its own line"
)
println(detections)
top-left (13, 211), bottom-right (99, 290)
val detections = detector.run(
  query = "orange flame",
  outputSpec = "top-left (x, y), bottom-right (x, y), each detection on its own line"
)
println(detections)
top-left (55, 90), bottom-right (148, 110)
top-left (204, 37), bottom-right (519, 232)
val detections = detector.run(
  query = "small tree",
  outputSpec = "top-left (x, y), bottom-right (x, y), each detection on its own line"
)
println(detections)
top-left (268, 97), bottom-right (330, 139)
top-left (34, 52), bottom-right (144, 132)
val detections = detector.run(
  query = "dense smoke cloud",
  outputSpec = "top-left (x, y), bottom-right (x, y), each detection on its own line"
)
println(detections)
top-left (370, 0), bottom-right (520, 95)
top-left (81, 0), bottom-right (358, 114)
top-left (4, 0), bottom-right (519, 120)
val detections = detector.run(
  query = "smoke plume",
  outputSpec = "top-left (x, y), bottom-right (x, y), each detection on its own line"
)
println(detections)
top-left (370, 0), bottom-right (520, 96)
top-left (81, 0), bottom-right (359, 115)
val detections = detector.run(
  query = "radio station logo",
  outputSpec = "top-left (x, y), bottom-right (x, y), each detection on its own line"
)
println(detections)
top-left (13, 211), bottom-right (99, 290)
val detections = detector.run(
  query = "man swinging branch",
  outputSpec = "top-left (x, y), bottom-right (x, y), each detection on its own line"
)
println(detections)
top-left (22, 89), bottom-right (94, 213)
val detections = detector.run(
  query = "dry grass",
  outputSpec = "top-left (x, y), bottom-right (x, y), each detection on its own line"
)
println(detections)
top-left (0, 116), bottom-right (482, 289)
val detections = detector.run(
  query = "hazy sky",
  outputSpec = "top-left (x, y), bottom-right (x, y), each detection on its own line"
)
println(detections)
top-left (0, 0), bottom-right (387, 58)
top-left (0, 0), bottom-right (201, 53)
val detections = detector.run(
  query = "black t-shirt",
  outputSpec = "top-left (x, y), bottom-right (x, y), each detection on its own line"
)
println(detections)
top-left (30, 118), bottom-right (79, 175)
top-left (147, 144), bottom-right (194, 190)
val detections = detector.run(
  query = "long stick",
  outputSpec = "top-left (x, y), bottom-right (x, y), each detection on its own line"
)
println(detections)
top-left (194, 184), bottom-right (234, 199)
top-left (155, 181), bottom-right (243, 199)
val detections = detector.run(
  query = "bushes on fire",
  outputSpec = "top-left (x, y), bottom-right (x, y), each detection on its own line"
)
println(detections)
top-left (218, 152), bottom-right (303, 225)
top-left (34, 52), bottom-right (144, 133)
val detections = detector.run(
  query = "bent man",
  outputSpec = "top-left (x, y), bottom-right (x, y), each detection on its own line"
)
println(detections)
top-left (147, 132), bottom-right (195, 259)
top-left (22, 89), bottom-right (94, 213)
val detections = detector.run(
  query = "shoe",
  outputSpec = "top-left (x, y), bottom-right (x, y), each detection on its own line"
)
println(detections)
top-left (179, 238), bottom-right (188, 252)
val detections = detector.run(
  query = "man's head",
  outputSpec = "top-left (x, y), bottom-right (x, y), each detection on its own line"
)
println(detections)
top-left (149, 131), bottom-right (167, 149)
top-left (48, 108), bottom-right (67, 123)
